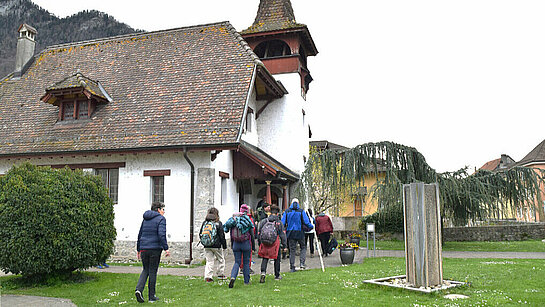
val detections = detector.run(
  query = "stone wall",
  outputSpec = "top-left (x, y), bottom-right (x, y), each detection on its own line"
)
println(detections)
top-left (112, 241), bottom-right (191, 263)
top-left (442, 223), bottom-right (545, 241)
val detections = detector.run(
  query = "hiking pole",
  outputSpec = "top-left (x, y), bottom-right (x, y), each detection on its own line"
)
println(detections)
top-left (314, 228), bottom-right (325, 272)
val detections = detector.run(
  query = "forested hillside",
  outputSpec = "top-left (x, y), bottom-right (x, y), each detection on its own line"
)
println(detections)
top-left (0, 0), bottom-right (141, 77)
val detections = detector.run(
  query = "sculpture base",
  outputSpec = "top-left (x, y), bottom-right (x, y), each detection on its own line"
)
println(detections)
top-left (362, 275), bottom-right (464, 293)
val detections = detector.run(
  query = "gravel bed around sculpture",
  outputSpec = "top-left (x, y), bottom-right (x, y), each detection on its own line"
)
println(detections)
top-left (362, 275), bottom-right (464, 293)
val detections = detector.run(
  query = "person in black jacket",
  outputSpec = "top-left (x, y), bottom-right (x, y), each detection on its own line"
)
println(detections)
top-left (135, 202), bottom-right (170, 303)
top-left (201, 207), bottom-right (227, 282)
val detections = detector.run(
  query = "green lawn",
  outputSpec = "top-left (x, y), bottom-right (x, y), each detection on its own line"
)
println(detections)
top-left (367, 239), bottom-right (545, 252)
top-left (1, 258), bottom-right (544, 306)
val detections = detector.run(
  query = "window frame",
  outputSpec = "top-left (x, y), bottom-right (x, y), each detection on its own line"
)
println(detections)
top-left (95, 168), bottom-right (119, 204)
top-left (151, 176), bottom-right (165, 204)
top-left (58, 97), bottom-right (94, 121)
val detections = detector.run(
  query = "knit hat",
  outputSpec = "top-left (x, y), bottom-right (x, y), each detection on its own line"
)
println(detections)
top-left (240, 204), bottom-right (250, 213)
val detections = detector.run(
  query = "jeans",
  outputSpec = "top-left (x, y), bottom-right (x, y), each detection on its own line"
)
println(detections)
top-left (260, 246), bottom-right (281, 278)
top-left (288, 238), bottom-right (306, 269)
top-left (231, 240), bottom-right (251, 283)
top-left (318, 232), bottom-right (331, 255)
top-left (135, 249), bottom-right (162, 299)
top-left (204, 247), bottom-right (225, 279)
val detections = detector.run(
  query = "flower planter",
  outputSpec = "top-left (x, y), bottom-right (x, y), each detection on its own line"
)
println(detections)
top-left (349, 237), bottom-right (361, 246)
top-left (339, 247), bottom-right (355, 264)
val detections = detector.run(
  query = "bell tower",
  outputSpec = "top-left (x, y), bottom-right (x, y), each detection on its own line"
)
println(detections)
top-left (241, 0), bottom-right (318, 97)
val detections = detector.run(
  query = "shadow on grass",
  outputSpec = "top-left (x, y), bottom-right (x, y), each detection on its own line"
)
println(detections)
top-left (1, 271), bottom-right (96, 290)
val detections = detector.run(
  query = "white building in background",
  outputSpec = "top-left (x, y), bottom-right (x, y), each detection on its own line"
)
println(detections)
top-left (0, 0), bottom-right (317, 262)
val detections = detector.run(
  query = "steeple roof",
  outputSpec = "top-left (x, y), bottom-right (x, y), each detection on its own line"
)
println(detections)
top-left (241, 0), bottom-right (307, 34)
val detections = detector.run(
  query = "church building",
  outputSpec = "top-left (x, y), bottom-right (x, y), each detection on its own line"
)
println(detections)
top-left (0, 0), bottom-right (317, 262)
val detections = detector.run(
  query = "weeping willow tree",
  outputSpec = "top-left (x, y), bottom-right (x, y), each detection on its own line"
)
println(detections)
top-left (300, 141), bottom-right (545, 226)
top-left (303, 145), bottom-right (354, 215)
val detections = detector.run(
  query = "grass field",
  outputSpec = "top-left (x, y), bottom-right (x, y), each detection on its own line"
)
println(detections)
top-left (367, 239), bottom-right (545, 252)
top-left (1, 257), bottom-right (544, 306)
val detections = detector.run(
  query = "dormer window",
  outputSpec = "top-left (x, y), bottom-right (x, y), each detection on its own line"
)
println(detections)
top-left (40, 72), bottom-right (112, 122)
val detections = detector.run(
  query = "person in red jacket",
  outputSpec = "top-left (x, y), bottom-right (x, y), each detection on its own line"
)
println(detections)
top-left (315, 212), bottom-right (334, 257)
top-left (257, 205), bottom-right (287, 282)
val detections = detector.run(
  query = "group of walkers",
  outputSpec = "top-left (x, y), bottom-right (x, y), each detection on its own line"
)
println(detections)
top-left (133, 198), bottom-right (334, 303)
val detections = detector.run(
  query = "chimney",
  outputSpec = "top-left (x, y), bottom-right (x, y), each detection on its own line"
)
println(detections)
top-left (15, 23), bottom-right (37, 74)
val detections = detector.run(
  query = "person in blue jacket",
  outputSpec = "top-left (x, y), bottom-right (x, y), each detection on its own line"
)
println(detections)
top-left (135, 202), bottom-right (170, 303)
top-left (281, 198), bottom-right (314, 272)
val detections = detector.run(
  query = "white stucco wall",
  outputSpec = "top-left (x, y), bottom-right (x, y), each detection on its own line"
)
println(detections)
top-left (256, 73), bottom-right (309, 174)
top-left (212, 149), bottom-right (239, 222)
top-left (0, 150), bottom-right (237, 246)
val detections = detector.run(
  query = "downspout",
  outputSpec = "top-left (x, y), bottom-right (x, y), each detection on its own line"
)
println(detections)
top-left (183, 148), bottom-right (195, 264)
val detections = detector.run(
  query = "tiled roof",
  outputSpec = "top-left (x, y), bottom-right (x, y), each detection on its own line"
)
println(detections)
top-left (239, 140), bottom-right (299, 180)
top-left (518, 139), bottom-right (545, 166)
top-left (310, 140), bottom-right (349, 152)
top-left (241, 0), bottom-right (306, 34)
top-left (479, 158), bottom-right (501, 171)
top-left (0, 22), bottom-right (263, 156)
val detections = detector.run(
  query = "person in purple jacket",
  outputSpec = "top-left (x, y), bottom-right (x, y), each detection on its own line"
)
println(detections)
top-left (135, 202), bottom-right (170, 303)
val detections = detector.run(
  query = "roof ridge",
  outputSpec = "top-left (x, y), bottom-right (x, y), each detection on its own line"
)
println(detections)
top-left (225, 23), bottom-right (263, 67)
top-left (42, 21), bottom-right (232, 51)
top-left (518, 139), bottom-right (545, 165)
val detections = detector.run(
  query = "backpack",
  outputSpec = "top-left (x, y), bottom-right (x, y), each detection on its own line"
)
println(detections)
top-left (260, 219), bottom-right (278, 245)
top-left (231, 225), bottom-right (251, 242)
top-left (300, 211), bottom-right (312, 232)
top-left (326, 237), bottom-right (338, 254)
top-left (200, 221), bottom-right (218, 247)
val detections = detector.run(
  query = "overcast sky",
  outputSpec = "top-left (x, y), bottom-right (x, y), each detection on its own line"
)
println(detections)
top-left (30, 0), bottom-right (545, 173)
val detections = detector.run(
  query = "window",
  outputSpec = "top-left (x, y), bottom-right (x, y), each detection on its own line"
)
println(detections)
top-left (254, 40), bottom-right (291, 59)
top-left (219, 171), bottom-right (229, 206)
top-left (78, 101), bottom-right (89, 119)
top-left (144, 170), bottom-right (170, 204)
top-left (152, 176), bottom-right (164, 203)
top-left (95, 168), bottom-right (119, 203)
top-left (245, 107), bottom-right (253, 133)
top-left (59, 99), bottom-right (92, 121)
top-left (63, 101), bottom-right (75, 120)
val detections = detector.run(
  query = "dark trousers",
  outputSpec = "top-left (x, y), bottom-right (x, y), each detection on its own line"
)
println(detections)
top-left (135, 249), bottom-right (162, 299)
top-left (260, 247), bottom-right (282, 278)
top-left (231, 240), bottom-right (251, 284)
top-left (305, 233), bottom-right (315, 254)
top-left (318, 232), bottom-right (331, 255)
top-left (288, 237), bottom-right (306, 269)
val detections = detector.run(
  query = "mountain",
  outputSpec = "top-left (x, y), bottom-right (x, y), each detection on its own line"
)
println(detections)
top-left (0, 0), bottom-right (141, 78)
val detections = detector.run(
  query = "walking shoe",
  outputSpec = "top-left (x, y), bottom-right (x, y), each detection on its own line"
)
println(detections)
top-left (149, 296), bottom-right (159, 303)
top-left (217, 275), bottom-right (227, 280)
top-left (205, 278), bottom-right (213, 282)
top-left (310, 253), bottom-right (315, 258)
top-left (275, 275), bottom-right (283, 280)
top-left (102, 263), bottom-right (110, 268)
top-left (290, 268), bottom-right (296, 273)
top-left (300, 264), bottom-right (307, 270)
top-left (228, 278), bottom-right (235, 288)
top-left (96, 264), bottom-right (103, 269)
top-left (249, 268), bottom-right (255, 274)
top-left (260, 274), bottom-right (266, 283)
top-left (135, 290), bottom-right (144, 303)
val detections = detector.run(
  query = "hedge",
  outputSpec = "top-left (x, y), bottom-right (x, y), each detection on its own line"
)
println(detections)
top-left (0, 163), bottom-right (116, 277)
